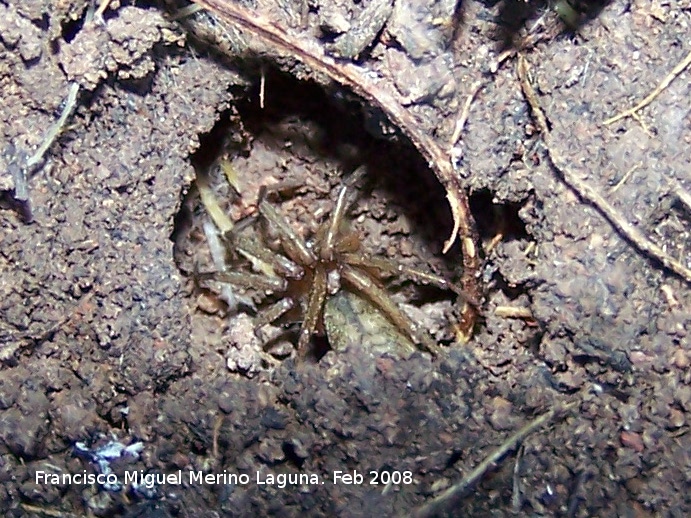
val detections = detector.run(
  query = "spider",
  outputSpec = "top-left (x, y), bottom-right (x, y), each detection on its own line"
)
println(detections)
top-left (200, 177), bottom-right (471, 358)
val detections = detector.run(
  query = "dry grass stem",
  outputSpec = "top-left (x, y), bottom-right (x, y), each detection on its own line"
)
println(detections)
top-left (604, 49), bottom-right (691, 125)
top-left (26, 82), bottom-right (80, 170)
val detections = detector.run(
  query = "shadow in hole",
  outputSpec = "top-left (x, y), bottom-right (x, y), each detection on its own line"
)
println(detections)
top-left (477, 0), bottom-right (614, 50)
top-left (230, 65), bottom-right (460, 270)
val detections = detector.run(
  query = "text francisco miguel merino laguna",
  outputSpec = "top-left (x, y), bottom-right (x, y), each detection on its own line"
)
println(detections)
top-left (35, 470), bottom-right (367, 489)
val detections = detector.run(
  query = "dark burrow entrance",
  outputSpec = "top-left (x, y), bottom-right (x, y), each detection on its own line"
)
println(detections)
top-left (172, 67), bottom-right (530, 366)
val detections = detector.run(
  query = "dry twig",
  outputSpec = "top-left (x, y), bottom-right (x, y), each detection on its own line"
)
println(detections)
top-left (604, 48), bottom-right (691, 125)
top-left (450, 81), bottom-right (484, 146)
top-left (609, 163), bottom-right (641, 194)
top-left (188, 0), bottom-right (483, 331)
top-left (26, 83), bottom-right (80, 170)
top-left (411, 402), bottom-right (576, 518)
top-left (518, 55), bottom-right (691, 284)
top-left (495, 306), bottom-right (535, 320)
top-left (20, 504), bottom-right (76, 518)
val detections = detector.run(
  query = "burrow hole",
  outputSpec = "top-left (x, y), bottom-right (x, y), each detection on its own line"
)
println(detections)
top-left (172, 67), bottom-right (527, 363)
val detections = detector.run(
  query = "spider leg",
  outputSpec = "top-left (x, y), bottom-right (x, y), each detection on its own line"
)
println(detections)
top-left (258, 192), bottom-right (317, 267)
top-left (340, 265), bottom-right (440, 355)
top-left (341, 253), bottom-right (480, 307)
top-left (198, 270), bottom-right (287, 294)
top-left (233, 232), bottom-right (304, 279)
top-left (253, 297), bottom-right (295, 338)
top-left (297, 264), bottom-right (328, 354)
top-left (196, 170), bottom-right (235, 236)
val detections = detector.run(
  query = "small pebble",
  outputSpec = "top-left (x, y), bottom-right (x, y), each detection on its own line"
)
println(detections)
top-left (620, 431), bottom-right (644, 452)
top-left (668, 408), bottom-right (685, 429)
top-left (672, 349), bottom-right (689, 369)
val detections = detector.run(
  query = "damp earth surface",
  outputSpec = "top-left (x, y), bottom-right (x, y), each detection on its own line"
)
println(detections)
top-left (0, 1), bottom-right (689, 516)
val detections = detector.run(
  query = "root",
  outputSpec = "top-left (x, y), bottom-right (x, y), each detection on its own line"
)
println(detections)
top-left (187, 0), bottom-right (483, 335)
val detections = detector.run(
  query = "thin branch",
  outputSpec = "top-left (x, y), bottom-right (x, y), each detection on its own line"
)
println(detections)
top-left (604, 48), bottom-right (691, 125)
top-left (518, 55), bottom-right (691, 284)
top-left (411, 402), bottom-right (576, 518)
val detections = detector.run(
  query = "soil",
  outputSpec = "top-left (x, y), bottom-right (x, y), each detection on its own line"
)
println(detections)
top-left (1, 0), bottom-right (689, 517)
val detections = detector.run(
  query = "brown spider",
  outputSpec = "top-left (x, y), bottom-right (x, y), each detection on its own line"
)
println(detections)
top-left (201, 180), bottom-right (470, 358)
